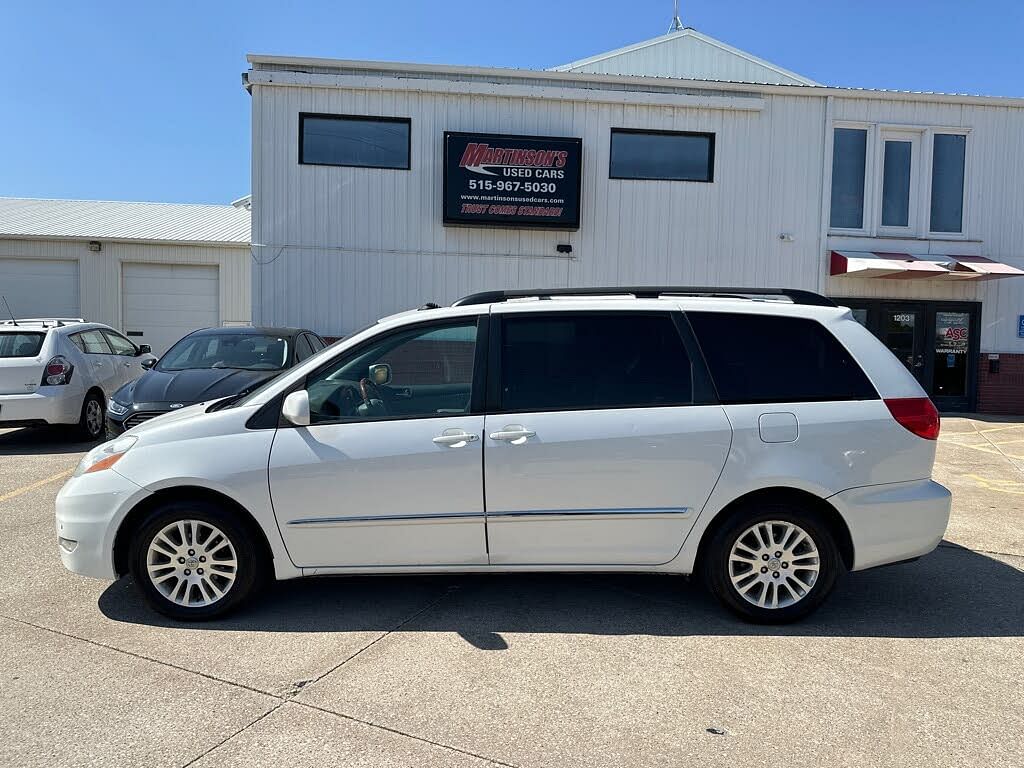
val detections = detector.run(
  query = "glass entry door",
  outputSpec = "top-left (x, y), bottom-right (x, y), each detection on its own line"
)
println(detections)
top-left (843, 299), bottom-right (979, 412)
top-left (931, 310), bottom-right (972, 405)
top-left (881, 307), bottom-right (926, 384)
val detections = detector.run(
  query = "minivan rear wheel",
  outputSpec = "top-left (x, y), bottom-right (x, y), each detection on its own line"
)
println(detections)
top-left (703, 503), bottom-right (841, 623)
top-left (129, 500), bottom-right (262, 621)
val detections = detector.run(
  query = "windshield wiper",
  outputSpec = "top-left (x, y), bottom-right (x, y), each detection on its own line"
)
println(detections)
top-left (207, 383), bottom-right (264, 412)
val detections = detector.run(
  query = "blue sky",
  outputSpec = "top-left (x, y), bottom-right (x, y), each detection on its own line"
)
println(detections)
top-left (3, 0), bottom-right (1021, 205)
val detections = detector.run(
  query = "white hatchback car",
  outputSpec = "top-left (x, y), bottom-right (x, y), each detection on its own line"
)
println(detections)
top-left (1, 319), bottom-right (154, 440)
top-left (56, 288), bottom-right (951, 623)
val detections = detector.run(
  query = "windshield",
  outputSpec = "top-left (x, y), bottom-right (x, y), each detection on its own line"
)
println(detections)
top-left (231, 329), bottom-right (355, 409)
top-left (157, 333), bottom-right (289, 372)
top-left (0, 331), bottom-right (45, 358)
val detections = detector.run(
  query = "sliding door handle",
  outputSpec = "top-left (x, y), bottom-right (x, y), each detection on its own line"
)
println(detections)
top-left (488, 425), bottom-right (536, 444)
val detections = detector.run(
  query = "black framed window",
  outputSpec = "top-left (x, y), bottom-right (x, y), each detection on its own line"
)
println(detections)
top-left (303, 319), bottom-right (481, 423)
top-left (299, 114), bottom-right (411, 169)
top-left (496, 312), bottom-right (695, 413)
top-left (609, 129), bottom-right (714, 182)
top-left (687, 312), bottom-right (877, 404)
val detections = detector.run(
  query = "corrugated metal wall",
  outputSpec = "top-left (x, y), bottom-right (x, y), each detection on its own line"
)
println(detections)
top-left (252, 83), bottom-right (825, 337)
top-left (825, 98), bottom-right (1024, 352)
top-left (251, 70), bottom-right (1024, 353)
top-left (0, 238), bottom-right (251, 331)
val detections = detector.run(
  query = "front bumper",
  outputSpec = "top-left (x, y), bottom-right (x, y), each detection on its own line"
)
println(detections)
top-left (1, 389), bottom-right (80, 427)
top-left (105, 413), bottom-right (128, 436)
top-left (106, 404), bottom-right (179, 436)
top-left (829, 478), bottom-right (952, 571)
top-left (55, 468), bottom-right (151, 580)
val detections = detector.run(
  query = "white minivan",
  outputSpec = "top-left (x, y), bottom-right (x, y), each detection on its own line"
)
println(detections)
top-left (55, 288), bottom-right (951, 623)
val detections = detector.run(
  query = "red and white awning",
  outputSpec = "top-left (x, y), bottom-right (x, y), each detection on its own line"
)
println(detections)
top-left (830, 251), bottom-right (1024, 281)
top-left (946, 254), bottom-right (1024, 280)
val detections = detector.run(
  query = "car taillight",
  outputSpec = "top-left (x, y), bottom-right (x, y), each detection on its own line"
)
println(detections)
top-left (41, 355), bottom-right (74, 386)
top-left (884, 397), bottom-right (940, 440)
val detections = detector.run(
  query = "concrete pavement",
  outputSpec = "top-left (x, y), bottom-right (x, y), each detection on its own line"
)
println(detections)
top-left (0, 418), bottom-right (1021, 767)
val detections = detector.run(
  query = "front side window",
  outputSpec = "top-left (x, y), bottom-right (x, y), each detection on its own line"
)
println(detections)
top-left (687, 312), bottom-right (877, 404)
top-left (930, 133), bottom-right (966, 233)
top-left (0, 332), bottom-right (45, 358)
top-left (609, 129), bottom-right (714, 182)
top-left (299, 114), bottom-right (411, 169)
top-left (157, 334), bottom-right (289, 372)
top-left (294, 334), bottom-right (314, 362)
top-left (830, 127), bottom-right (867, 229)
top-left (102, 330), bottom-right (136, 356)
top-left (304, 320), bottom-right (478, 423)
top-left (499, 313), bottom-right (693, 412)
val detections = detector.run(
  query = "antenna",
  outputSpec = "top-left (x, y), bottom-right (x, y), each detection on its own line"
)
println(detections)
top-left (668, 0), bottom-right (684, 32)
top-left (1, 296), bottom-right (17, 326)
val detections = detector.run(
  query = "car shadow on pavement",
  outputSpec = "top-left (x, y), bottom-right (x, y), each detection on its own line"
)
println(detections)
top-left (97, 541), bottom-right (1023, 645)
top-left (0, 426), bottom-right (99, 455)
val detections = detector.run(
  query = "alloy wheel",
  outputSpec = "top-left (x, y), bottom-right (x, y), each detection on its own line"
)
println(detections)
top-left (727, 520), bottom-right (820, 609)
top-left (85, 399), bottom-right (104, 437)
top-left (145, 519), bottom-right (238, 607)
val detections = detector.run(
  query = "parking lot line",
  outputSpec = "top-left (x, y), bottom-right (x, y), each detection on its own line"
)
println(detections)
top-left (0, 469), bottom-right (73, 504)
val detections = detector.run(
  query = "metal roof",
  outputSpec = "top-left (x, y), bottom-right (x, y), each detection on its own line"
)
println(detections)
top-left (550, 28), bottom-right (822, 87)
top-left (246, 55), bottom-right (1024, 107)
top-left (0, 197), bottom-right (250, 246)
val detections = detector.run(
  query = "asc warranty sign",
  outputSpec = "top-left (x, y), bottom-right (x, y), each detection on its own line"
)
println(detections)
top-left (443, 132), bottom-right (582, 229)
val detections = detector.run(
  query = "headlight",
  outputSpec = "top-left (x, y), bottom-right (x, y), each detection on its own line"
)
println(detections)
top-left (107, 399), bottom-right (129, 417)
top-left (73, 436), bottom-right (137, 477)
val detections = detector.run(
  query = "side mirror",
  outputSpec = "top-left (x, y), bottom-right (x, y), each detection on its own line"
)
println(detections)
top-left (281, 390), bottom-right (311, 426)
top-left (137, 344), bottom-right (152, 355)
top-left (140, 357), bottom-right (158, 370)
top-left (368, 363), bottom-right (392, 386)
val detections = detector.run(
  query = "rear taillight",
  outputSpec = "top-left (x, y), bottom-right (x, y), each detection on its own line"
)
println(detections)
top-left (884, 397), bottom-right (940, 440)
top-left (41, 355), bottom-right (74, 386)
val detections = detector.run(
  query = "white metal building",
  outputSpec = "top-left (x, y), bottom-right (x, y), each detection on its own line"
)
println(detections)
top-left (0, 198), bottom-right (251, 354)
top-left (245, 27), bottom-right (1024, 413)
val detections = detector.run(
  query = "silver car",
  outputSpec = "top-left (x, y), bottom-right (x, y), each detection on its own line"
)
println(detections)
top-left (0, 318), bottom-right (154, 440)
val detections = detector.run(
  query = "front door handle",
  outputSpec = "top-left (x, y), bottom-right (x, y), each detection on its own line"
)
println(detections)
top-left (432, 429), bottom-right (479, 448)
top-left (488, 425), bottom-right (536, 444)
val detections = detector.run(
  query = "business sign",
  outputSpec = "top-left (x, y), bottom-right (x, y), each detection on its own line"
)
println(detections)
top-left (935, 311), bottom-right (970, 354)
top-left (1018, 315), bottom-right (1024, 338)
top-left (443, 132), bottom-right (582, 229)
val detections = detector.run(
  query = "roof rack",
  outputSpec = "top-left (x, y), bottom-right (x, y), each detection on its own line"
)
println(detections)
top-left (452, 287), bottom-right (836, 308)
top-left (1, 317), bottom-right (85, 327)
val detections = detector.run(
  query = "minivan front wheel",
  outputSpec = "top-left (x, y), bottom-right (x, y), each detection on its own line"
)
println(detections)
top-left (129, 500), bottom-right (261, 620)
top-left (704, 504), bottom-right (841, 623)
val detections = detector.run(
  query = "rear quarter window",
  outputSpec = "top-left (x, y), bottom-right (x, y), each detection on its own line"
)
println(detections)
top-left (687, 312), bottom-right (877, 403)
top-left (0, 332), bottom-right (45, 358)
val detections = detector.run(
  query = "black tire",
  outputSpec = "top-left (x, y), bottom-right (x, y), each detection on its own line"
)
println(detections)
top-left (129, 499), bottom-right (263, 621)
top-left (77, 391), bottom-right (105, 441)
top-left (702, 502), bottom-right (842, 624)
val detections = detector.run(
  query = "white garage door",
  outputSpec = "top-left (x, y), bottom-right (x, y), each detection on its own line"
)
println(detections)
top-left (0, 258), bottom-right (80, 319)
top-left (123, 263), bottom-right (219, 355)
